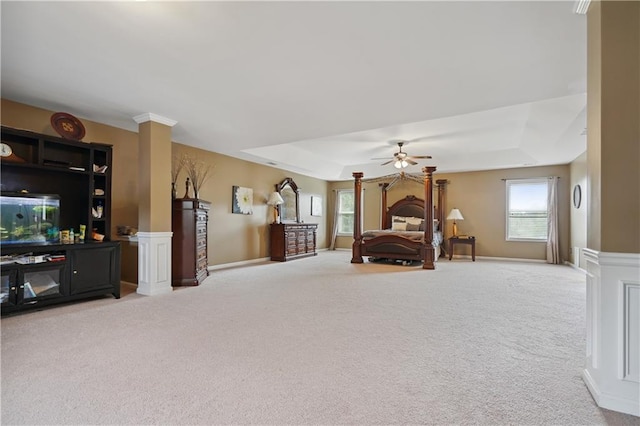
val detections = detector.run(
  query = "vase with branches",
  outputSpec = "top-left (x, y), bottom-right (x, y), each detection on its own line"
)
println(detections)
top-left (183, 154), bottom-right (214, 199)
top-left (171, 154), bottom-right (186, 199)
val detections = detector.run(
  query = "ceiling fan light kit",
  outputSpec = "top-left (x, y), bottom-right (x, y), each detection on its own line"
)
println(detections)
top-left (377, 141), bottom-right (432, 169)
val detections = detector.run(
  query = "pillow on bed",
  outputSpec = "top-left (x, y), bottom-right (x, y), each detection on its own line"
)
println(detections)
top-left (391, 221), bottom-right (408, 231)
top-left (392, 215), bottom-right (424, 231)
top-left (406, 221), bottom-right (421, 231)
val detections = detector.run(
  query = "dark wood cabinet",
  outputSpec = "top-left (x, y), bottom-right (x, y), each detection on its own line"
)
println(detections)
top-left (172, 198), bottom-right (210, 286)
top-left (69, 244), bottom-right (121, 296)
top-left (1, 126), bottom-right (113, 241)
top-left (0, 126), bottom-right (120, 315)
top-left (1, 242), bottom-right (121, 315)
top-left (270, 223), bottom-right (318, 261)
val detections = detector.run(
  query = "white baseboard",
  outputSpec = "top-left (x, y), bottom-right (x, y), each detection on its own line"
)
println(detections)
top-left (583, 369), bottom-right (640, 417)
top-left (451, 255), bottom-right (546, 263)
top-left (565, 260), bottom-right (586, 273)
top-left (208, 248), bottom-right (330, 271)
top-left (208, 256), bottom-right (271, 271)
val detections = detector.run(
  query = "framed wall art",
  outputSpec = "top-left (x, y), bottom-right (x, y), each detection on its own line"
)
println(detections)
top-left (311, 195), bottom-right (322, 217)
top-left (232, 186), bottom-right (253, 215)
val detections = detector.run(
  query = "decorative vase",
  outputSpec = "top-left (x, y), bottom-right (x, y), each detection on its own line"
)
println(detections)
top-left (171, 182), bottom-right (177, 199)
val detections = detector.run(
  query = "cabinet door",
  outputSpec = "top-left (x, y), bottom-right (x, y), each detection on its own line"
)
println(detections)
top-left (19, 262), bottom-right (66, 304)
top-left (1, 268), bottom-right (18, 307)
top-left (69, 245), bottom-right (119, 296)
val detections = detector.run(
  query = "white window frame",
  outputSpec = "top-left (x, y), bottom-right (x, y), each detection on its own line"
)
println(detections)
top-left (336, 189), bottom-right (363, 236)
top-left (505, 178), bottom-right (549, 242)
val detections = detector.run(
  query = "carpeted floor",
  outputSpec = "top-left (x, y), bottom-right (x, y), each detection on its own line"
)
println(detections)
top-left (1, 251), bottom-right (638, 425)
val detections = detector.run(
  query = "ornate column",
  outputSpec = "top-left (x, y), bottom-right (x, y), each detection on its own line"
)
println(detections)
top-left (436, 179), bottom-right (448, 257)
top-left (351, 172), bottom-right (364, 264)
top-left (380, 182), bottom-right (389, 229)
top-left (422, 166), bottom-right (437, 269)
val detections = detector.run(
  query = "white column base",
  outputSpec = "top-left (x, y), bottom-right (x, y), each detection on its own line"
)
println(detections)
top-left (136, 231), bottom-right (173, 296)
top-left (583, 249), bottom-right (640, 417)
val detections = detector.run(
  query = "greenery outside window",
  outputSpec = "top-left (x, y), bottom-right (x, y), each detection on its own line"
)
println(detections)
top-left (506, 178), bottom-right (548, 241)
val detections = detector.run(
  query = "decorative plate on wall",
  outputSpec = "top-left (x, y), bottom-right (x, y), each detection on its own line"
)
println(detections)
top-left (50, 112), bottom-right (86, 140)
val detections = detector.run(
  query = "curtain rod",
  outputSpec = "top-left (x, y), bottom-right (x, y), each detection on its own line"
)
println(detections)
top-left (501, 176), bottom-right (560, 181)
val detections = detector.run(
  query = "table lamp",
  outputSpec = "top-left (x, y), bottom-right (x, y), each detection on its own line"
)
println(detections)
top-left (267, 192), bottom-right (284, 223)
top-left (447, 208), bottom-right (464, 237)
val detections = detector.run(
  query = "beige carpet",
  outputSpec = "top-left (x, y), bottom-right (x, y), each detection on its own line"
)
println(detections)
top-left (1, 251), bottom-right (638, 425)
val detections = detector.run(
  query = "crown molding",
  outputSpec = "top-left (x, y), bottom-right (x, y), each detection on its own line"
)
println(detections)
top-left (132, 113), bottom-right (177, 127)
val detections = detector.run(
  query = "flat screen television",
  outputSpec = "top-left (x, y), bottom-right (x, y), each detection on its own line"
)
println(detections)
top-left (0, 193), bottom-right (60, 245)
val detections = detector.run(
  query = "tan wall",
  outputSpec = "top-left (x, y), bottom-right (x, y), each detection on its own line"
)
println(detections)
top-left (137, 121), bottom-right (172, 232)
top-left (329, 164), bottom-right (572, 261)
top-left (1, 99), bottom-right (328, 279)
top-left (587, 0), bottom-right (602, 252)
top-left (588, 0), bottom-right (640, 253)
top-left (171, 143), bottom-right (328, 265)
top-left (570, 152), bottom-right (588, 268)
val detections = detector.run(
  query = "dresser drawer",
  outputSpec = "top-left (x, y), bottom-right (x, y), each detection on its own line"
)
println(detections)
top-left (197, 237), bottom-right (206, 250)
top-left (197, 257), bottom-right (208, 271)
top-left (270, 222), bottom-right (318, 262)
top-left (197, 247), bottom-right (207, 261)
top-left (197, 222), bottom-right (207, 235)
top-left (196, 268), bottom-right (208, 285)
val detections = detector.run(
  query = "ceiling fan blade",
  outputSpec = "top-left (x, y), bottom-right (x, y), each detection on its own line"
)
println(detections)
top-left (411, 155), bottom-right (433, 159)
top-left (380, 160), bottom-right (393, 166)
top-left (406, 159), bottom-right (418, 165)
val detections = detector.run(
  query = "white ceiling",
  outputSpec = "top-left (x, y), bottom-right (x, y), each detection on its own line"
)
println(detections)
top-left (1, 1), bottom-right (587, 181)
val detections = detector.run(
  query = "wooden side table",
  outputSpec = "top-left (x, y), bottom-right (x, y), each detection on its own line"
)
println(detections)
top-left (449, 236), bottom-right (476, 261)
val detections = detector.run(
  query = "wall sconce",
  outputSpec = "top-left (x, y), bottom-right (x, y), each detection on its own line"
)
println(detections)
top-left (267, 191), bottom-right (284, 223)
top-left (446, 208), bottom-right (464, 236)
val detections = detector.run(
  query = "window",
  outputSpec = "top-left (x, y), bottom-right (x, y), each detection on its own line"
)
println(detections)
top-left (337, 189), bottom-right (357, 235)
top-left (506, 179), bottom-right (548, 241)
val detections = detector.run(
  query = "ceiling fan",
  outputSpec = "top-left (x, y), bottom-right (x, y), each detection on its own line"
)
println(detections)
top-left (373, 141), bottom-right (432, 169)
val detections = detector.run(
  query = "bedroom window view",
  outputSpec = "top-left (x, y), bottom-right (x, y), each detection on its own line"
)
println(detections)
top-left (337, 189), bottom-right (355, 235)
top-left (506, 179), bottom-right (549, 241)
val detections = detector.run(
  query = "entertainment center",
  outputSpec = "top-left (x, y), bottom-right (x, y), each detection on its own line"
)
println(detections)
top-left (1, 126), bottom-right (120, 314)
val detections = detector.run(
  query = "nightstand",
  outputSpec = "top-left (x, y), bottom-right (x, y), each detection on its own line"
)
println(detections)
top-left (449, 236), bottom-right (476, 261)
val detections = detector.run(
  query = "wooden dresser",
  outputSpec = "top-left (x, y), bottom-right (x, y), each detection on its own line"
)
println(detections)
top-left (172, 198), bottom-right (211, 286)
top-left (270, 223), bottom-right (318, 261)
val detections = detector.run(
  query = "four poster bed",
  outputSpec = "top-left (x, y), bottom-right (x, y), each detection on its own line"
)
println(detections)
top-left (350, 167), bottom-right (447, 270)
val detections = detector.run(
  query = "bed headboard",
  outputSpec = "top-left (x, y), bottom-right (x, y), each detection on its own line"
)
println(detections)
top-left (384, 196), bottom-right (425, 229)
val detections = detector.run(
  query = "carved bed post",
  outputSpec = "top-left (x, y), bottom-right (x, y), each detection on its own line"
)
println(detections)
top-left (423, 166), bottom-right (437, 269)
top-left (380, 183), bottom-right (389, 229)
top-left (351, 172), bottom-right (364, 263)
top-left (436, 179), bottom-right (448, 257)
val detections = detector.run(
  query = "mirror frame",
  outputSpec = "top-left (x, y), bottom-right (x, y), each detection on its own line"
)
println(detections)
top-left (276, 177), bottom-right (300, 223)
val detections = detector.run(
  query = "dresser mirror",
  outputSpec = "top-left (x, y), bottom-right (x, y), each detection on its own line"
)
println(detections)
top-left (276, 177), bottom-right (300, 223)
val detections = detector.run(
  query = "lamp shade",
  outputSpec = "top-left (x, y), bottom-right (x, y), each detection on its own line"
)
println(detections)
top-left (447, 208), bottom-right (464, 221)
top-left (267, 192), bottom-right (284, 206)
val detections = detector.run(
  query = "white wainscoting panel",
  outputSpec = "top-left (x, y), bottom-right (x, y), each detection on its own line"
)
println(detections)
top-left (582, 249), bottom-right (640, 417)
top-left (136, 231), bottom-right (173, 296)
top-left (622, 282), bottom-right (639, 383)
